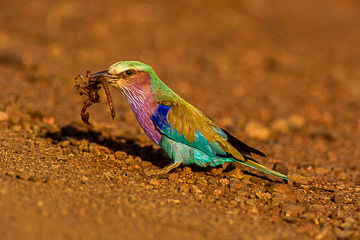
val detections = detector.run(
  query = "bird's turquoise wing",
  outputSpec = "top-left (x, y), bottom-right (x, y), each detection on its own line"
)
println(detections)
top-left (151, 102), bottom-right (288, 180)
top-left (151, 103), bottom-right (265, 160)
top-left (151, 105), bottom-right (227, 157)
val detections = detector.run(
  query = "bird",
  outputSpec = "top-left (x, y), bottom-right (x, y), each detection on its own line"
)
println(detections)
top-left (90, 61), bottom-right (290, 180)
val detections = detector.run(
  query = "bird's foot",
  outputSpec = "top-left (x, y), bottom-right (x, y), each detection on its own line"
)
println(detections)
top-left (145, 162), bottom-right (181, 177)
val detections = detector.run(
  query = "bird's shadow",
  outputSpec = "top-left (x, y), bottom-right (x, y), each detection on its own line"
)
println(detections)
top-left (43, 124), bottom-right (284, 183)
top-left (44, 124), bottom-right (172, 168)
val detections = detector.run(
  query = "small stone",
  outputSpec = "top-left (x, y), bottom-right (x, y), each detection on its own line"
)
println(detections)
top-left (59, 140), bottom-right (70, 148)
top-left (331, 193), bottom-right (345, 204)
top-left (149, 178), bottom-right (160, 186)
top-left (340, 217), bottom-right (357, 230)
top-left (336, 229), bottom-right (354, 240)
top-left (255, 192), bottom-right (271, 200)
top-left (282, 203), bottom-right (306, 217)
top-left (300, 212), bottom-right (316, 221)
top-left (228, 168), bottom-right (244, 180)
top-left (28, 176), bottom-right (42, 183)
top-left (283, 217), bottom-right (296, 224)
top-left (268, 184), bottom-right (297, 205)
top-left (5, 171), bottom-right (15, 177)
top-left (81, 176), bottom-right (89, 184)
top-left (190, 185), bottom-right (203, 194)
top-left (271, 118), bottom-right (289, 134)
top-left (219, 178), bottom-right (230, 186)
top-left (288, 174), bottom-right (308, 185)
top-left (115, 151), bottom-right (127, 160)
top-left (168, 173), bottom-right (179, 181)
top-left (288, 115), bottom-right (305, 129)
top-left (245, 121), bottom-right (270, 140)
top-left (196, 177), bottom-right (208, 186)
top-left (134, 156), bottom-right (142, 164)
top-left (179, 184), bottom-right (190, 193)
top-left (80, 139), bottom-right (89, 151)
top-left (330, 209), bottom-right (345, 219)
top-left (354, 174), bottom-right (360, 186)
top-left (250, 176), bottom-right (265, 184)
top-left (213, 189), bottom-right (222, 196)
top-left (125, 156), bottom-right (135, 165)
top-left (208, 167), bottom-right (223, 176)
top-left (218, 116), bottom-right (234, 128)
top-left (230, 181), bottom-right (243, 191)
top-left (103, 171), bottom-right (114, 180)
top-left (273, 162), bottom-right (288, 176)
top-left (187, 178), bottom-right (196, 184)
top-left (245, 199), bottom-right (255, 206)
top-left (37, 200), bottom-right (44, 207)
top-left (0, 111), bottom-right (9, 121)
top-left (182, 167), bottom-right (192, 174)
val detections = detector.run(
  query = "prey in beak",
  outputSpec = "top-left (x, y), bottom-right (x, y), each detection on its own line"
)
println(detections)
top-left (74, 70), bottom-right (116, 124)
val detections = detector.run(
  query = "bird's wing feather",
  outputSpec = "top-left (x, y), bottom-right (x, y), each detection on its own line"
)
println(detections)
top-left (151, 101), bottom-right (265, 161)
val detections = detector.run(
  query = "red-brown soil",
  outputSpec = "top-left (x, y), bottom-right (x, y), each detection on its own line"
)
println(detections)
top-left (0, 1), bottom-right (359, 239)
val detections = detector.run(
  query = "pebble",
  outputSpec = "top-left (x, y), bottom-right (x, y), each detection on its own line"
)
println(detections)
top-left (149, 178), bottom-right (161, 186)
top-left (196, 177), bottom-right (208, 186)
top-left (228, 168), bottom-right (244, 180)
top-left (81, 176), bottom-right (89, 184)
top-left (336, 229), bottom-right (354, 240)
top-left (255, 192), bottom-right (271, 200)
top-left (288, 174), bottom-right (308, 185)
top-left (271, 118), bottom-right (290, 134)
top-left (340, 217), bottom-right (357, 230)
top-left (0, 111), bottom-right (9, 121)
top-left (219, 178), bottom-right (230, 186)
top-left (268, 184), bottom-right (297, 205)
top-left (288, 115), bottom-right (305, 129)
top-left (208, 167), bottom-right (224, 176)
top-left (244, 198), bottom-right (255, 206)
top-left (272, 162), bottom-right (288, 176)
top-left (115, 151), bottom-right (127, 160)
top-left (182, 167), bottom-right (192, 175)
top-left (330, 209), bottom-right (345, 219)
top-left (80, 140), bottom-right (89, 152)
top-left (213, 189), bottom-right (222, 196)
top-left (103, 171), bottom-right (114, 180)
top-left (300, 212), bottom-right (316, 221)
top-left (59, 140), bottom-right (70, 148)
top-left (179, 184), bottom-right (190, 193)
top-left (354, 174), bottom-right (360, 186)
top-left (28, 176), bottom-right (42, 183)
top-left (331, 193), bottom-right (345, 204)
top-left (125, 156), bottom-right (135, 165)
top-left (282, 203), bottom-right (306, 217)
top-left (190, 185), bottom-right (202, 194)
top-left (245, 121), bottom-right (270, 140)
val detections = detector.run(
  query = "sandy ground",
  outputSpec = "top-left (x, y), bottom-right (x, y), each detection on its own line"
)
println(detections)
top-left (0, 0), bottom-right (359, 239)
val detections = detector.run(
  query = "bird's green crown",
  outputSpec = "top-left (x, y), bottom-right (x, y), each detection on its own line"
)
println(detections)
top-left (109, 61), bottom-right (155, 75)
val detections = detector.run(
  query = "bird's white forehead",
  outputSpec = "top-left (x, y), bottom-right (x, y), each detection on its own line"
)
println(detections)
top-left (108, 65), bottom-right (133, 75)
top-left (107, 61), bottom-right (153, 75)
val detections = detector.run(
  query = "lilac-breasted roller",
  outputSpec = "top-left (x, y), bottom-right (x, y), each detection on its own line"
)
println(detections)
top-left (90, 61), bottom-right (290, 180)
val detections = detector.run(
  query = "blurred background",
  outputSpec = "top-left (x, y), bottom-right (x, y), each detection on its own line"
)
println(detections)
top-left (1, 0), bottom-right (359, 127)
top-left (0, 0), bottom-right (359, 239)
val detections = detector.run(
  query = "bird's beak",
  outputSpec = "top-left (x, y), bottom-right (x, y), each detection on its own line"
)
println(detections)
top-left (90, 70), bottom-right (117, 84)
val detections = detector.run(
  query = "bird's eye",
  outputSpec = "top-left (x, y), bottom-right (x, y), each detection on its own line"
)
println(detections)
top-left (124, 70), bottom-right (135, 76)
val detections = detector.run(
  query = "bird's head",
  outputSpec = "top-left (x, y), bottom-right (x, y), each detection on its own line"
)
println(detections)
top-left (91, 61), bottom-right (158, 92)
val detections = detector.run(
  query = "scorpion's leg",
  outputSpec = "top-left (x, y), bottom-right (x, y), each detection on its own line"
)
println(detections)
top-left (81, 98), bottom-right (93, 125)
top-left (101, 80), bottom-right (115, 118)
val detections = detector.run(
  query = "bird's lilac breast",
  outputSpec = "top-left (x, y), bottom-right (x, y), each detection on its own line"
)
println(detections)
top-left (121, 74), bottom-right (162, 144)
top-left (129, 100), bottom-right (162, 144)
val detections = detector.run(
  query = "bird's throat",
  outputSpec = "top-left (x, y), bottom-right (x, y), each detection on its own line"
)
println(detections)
top-left (122, 82), bottom-right (161, 144)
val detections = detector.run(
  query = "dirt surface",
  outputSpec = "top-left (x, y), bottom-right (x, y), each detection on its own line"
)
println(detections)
top-left (0, 1), bottom-right (360, 239)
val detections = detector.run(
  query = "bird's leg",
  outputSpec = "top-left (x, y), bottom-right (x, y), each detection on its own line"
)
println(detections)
top-left (147, 162), bottom-right (181, 176)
